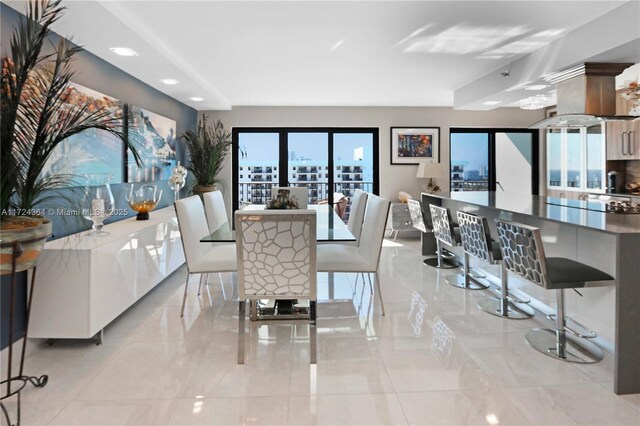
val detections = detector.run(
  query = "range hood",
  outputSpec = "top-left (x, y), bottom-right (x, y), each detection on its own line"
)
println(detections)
top-left (530, 62), bottom-right (636, 129)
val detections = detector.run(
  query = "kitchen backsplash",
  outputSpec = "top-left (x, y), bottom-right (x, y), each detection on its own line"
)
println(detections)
top-left (626, 160), bottom-right (640, 184)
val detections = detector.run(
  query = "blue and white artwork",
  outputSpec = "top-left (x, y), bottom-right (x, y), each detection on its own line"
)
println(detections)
top-left (126, 105), bottom-right (177, 182)
top-left (42, 82), bottom-right (124, 186)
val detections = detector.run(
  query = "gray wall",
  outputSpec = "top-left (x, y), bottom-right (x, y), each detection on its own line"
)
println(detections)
top-left (1, 3), bottom-right (198, 238)
top-left (202, 106), bottom-right (545, 212)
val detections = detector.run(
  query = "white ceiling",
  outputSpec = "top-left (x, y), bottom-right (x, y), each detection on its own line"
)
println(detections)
top-left (3, 0), bottom-right (636, 110)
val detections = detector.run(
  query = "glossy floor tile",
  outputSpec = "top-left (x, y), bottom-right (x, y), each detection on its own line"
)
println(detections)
top-left (5, 236), bottom-right (639, 425)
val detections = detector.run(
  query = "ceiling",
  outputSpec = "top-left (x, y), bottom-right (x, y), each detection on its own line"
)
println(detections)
top-left (3, 0), bottom-right (638, 110)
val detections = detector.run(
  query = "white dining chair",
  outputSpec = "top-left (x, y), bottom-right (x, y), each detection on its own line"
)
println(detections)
top-left (203, 190), bottom-right (229, 232)
top-left (345, 189), bottom-right (368, 246)
top-left (202, 190), bottom-right (235, 300)
top-left (235, 209), bottom-right (317, 364)
top-left (175, 195), bottom-right (237, 318)
top-left (270, 186), bottom-right (309, 208)
top-left (316, 194), bottom-right (390, 315)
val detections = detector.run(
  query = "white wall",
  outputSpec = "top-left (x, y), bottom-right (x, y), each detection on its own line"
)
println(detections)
top-left (200, 106), bottom-right (544, 209)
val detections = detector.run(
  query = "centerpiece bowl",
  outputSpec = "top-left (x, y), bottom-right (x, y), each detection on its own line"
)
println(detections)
top-left (126, 184), bottom-right (163, 220)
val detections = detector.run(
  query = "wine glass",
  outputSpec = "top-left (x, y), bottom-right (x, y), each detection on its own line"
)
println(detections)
top-left (125, 184), bottom-right (163, 220)
top-left (83, 174), bottom-right (114, 236)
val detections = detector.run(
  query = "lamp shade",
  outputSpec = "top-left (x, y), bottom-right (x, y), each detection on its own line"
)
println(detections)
top-left (416, 163), bottom-right (446, 179)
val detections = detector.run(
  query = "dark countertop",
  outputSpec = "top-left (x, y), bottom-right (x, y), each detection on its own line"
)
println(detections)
top-left (423, 191), bottom-right (640, 235)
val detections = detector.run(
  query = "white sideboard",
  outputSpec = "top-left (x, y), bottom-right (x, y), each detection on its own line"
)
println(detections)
top-left (30, 207), bottom-right (185, 340)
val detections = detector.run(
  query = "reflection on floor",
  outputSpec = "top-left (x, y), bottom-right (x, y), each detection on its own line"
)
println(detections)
top-left (4, 237), bottom-right (640, 425)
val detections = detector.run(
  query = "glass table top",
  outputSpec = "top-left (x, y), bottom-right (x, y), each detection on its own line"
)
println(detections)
top-left (201, 204), bottom-right (356, 242)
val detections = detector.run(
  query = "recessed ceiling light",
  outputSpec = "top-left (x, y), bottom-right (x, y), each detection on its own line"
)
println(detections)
top-left (525, 84), bottom-right (549, 91)
top-left (160, 79), bottom-right (179, 85)
top-left (109, 47), bottom-right (138, 56)
top-left (483, 100), bottom-right (502, 106)
top-left (189, 97), bottom-right (204, 102)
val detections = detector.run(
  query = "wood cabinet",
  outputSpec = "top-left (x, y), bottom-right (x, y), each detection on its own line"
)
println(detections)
top-left (606, 119), bottom-right (640, 160)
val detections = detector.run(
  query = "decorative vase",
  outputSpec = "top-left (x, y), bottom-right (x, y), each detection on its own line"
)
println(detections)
top-left (0, 217), bottom-right (52, 275)
top-left (83, 174), bottom-right (114, 236)
top-left (125, 184), bottom-right (163, 220)
top-left (192, 184), bottom-right (217, 200)
top-left (172, 180), bottom-right (186, 203)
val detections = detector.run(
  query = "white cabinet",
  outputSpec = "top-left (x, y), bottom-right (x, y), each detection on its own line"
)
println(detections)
top-left (30, 207), bottom-right (185, 340)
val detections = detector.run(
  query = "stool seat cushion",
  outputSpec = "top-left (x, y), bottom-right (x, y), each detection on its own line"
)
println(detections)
top-left (545, 257), bottom-right (614, 288)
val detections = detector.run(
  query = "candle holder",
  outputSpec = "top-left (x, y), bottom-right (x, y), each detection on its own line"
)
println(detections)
top-left (125, 184), bottom-right (162, 220)
top-left (83, 174), bottom-right (114, 236)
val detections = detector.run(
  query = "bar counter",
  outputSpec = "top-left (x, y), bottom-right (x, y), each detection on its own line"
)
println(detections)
top-left (422, 191), bottom-right (640, 395)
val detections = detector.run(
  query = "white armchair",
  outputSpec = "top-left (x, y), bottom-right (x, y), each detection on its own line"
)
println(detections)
top-left (235, 209), bottom-right (317, 364)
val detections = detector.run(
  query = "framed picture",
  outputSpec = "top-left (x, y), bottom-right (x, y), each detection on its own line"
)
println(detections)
top-left (42, 82), bottom-right (125, 186)
top-left (126, 105), bottom-right (177, 182)
top-left (390, 127), bottom-right (439, 165)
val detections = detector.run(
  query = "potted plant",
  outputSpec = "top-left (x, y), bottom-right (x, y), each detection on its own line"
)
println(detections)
top-left (181, 116), bottom-right (232, 199)
top-left (0, 0), bottom-right (141, 273)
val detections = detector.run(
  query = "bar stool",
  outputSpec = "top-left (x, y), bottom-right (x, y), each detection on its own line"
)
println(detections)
top-left (495, 219), bottom-right (613, 363)
top-left (457, 211), bottom-right (534, 317)
top-left (427, 204), bottom-right (460, 269)
top-left (407, 200), bottom-right (438, 267)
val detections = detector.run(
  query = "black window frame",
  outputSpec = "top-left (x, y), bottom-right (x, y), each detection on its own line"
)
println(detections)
top-left (232, 127), bottom-right (379, 211)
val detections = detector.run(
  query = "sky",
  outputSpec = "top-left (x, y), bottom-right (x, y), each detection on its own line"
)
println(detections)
top-left (238, 132), bottom-right (374, 163)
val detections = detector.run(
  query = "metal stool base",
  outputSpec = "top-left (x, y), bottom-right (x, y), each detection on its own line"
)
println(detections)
top-left (525, 328), bottom-right (603, 364)
top-left (424, 257), bottom-right (459, 269)
top-left (445, 273), bottom-right (489, 290)
top-left (477, 297), bottom-right (535, 319)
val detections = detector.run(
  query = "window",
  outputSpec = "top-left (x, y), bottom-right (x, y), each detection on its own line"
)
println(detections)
top-left (233, 128), bottom-right (379, 216)
top-left (450, 128), bottom-right (538, 194)
top-left (546, 125), bottom-right (605, 192)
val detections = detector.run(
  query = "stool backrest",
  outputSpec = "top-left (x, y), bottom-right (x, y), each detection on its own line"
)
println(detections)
top-left (457, 211), bottom-right (494, 263)
top-left (235, 209), bottom-right (317, 300)
top-left (407, 199), bottom-right (427, 233)
top-left (495, 219), bottom-right (549, 288)
top-left (429, 205), bottom-right (455, 246)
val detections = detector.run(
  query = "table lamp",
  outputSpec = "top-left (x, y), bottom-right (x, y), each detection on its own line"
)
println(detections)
top-left (416, 163), bottom-right (445, 193)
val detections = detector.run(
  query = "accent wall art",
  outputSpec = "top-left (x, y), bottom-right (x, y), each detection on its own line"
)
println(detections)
top-left (41, 82), bottom-right (124, 185)
top-left (126, 105), bottom-right (177, 182)
top-left (390, 127), bottom-right (440, 165)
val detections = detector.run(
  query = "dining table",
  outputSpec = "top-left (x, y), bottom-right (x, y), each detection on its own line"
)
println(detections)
top-left (200, 204), bottom-right (355, 319)
top-left (200, 204), bottom-right (356, 243)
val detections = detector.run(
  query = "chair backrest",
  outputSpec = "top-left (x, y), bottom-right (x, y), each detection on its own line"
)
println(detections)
top-left (270, 186), bottom-right (309, 208)
top-left (235, 209), bottom-right (317, 300)
top-left (347, 189), bottom-right (368, 242)
top-left (203, 190), bottom-right (228, 232)
top-left (407, 199), bottom-right (427, 233)
top-left (357, 194), bottom-right (390, 271)
top-left (175, 195), bottom-right (210, 269)
top-left (457, 211), bottom-right (495, 264)
top-left (495, 219), bottom-right (549, 288)
top-left (429, 205), bottom-right (456, 246)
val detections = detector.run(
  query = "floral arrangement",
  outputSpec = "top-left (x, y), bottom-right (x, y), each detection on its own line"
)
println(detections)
top-left (622, 81), bottom-right (640, 115)
top-left (266, 196), bottom-right (300, 210)
top-left (168, 162), bottom-right (187, 187)
top-left (622, 81), bottom-right (640, 101)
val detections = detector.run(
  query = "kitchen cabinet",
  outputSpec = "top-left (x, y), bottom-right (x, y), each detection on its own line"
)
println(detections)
top-left (607, 119), bottom-right (640, 160)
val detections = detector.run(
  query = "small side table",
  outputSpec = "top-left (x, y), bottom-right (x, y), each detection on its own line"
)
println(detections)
top-left (389, 202), bottom-right (414, 241)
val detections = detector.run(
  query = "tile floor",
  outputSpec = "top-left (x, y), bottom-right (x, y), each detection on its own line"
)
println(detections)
top-left (3, 237), bottom-right (640, 425)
